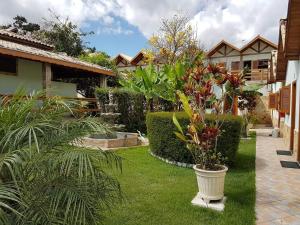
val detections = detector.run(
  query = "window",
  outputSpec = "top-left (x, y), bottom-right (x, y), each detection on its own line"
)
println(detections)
top-left (258, 60), bottom-right (269, 69)
top-left (0, 55), bottom-right (17, 75)
top-left (268, 93), bottom-right (277, 109)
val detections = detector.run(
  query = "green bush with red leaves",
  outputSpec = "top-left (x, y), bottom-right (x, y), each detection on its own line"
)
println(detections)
top-left (146, 112), bottom-right (242, 166)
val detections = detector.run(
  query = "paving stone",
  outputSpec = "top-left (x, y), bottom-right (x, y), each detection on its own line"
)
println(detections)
top-left (256, 129), bottom-right (300, 225)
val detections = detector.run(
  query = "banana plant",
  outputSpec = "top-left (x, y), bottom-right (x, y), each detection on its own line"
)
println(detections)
top-left (119, 62), bottom-right (187, 110)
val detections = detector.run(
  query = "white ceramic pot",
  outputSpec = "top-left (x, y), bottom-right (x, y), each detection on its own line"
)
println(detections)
top-left (193, 165), bottom-right (228, 203)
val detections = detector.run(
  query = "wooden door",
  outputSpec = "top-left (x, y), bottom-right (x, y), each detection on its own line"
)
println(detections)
top-left (290, 82), bottom-right (296, 151)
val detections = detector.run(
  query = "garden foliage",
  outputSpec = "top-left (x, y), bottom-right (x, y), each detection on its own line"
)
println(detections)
top-left (146, 112), bottom-right (242, 166)
top-left (96, 88), bottom-right (146, 133)
top-left (0, 91), bottom-right (122, 225)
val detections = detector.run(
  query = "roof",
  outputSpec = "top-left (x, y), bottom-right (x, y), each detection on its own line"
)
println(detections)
top-left (283, 0), bottom-right (300, 59)
top-left (114, 53), bottom-right (132, 63)
top-left (240, 35), bottom-right (277, 52)
top-left (0, 29), bottom-right (54, 50)
top-left (206, 40), bottom-right (240, 57)
top-left (275, 20), bottom-right (288, 82)
top-left (131, 51), bottom-right (146, 65)
top-left (0, 39), bottom-right (114, 76)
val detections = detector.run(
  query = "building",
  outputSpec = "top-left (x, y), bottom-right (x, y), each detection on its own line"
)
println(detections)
top-left (114, 51), bottom-right (148, 72)
top-left (114, 53), bottom-right (133, 71)
top-left (268, 0), bottom-right (300, 160)
top-left (0, 29), bottom-right (113, 102)
top-left (114, 51), bottom-right (163, 72)
top-left (206, 35), bottom-right (277, 84)
top-left (206, 36), bottom-right (277, 120)
top-left (116, 36), bottom-right (277, 83)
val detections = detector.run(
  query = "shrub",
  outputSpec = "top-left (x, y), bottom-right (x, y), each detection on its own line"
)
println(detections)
top-left (96, 88), bottom-right (146, 133)
top-left (112, 88), bottom-right (146, 133)
top-left (96, 87), bottom-right (109, 111)
top-left (146, 112), bottom-right (242, 166)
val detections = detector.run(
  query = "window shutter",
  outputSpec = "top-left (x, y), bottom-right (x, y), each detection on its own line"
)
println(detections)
top-left (280, 85), bottom-right (291, 114)
top-left (268, 93), bottom-right (277, 109)
top-left (231, 61), bottom-right (240, 70)
top-left (276, 92), bottom-right (280, 110)
top-left (252, 60), bottom-right (259, 69)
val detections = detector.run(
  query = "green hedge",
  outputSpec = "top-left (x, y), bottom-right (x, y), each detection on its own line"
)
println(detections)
top-left (146, 112), bottom-right (243, 166)
top-left (96, 88), bottom-right (146, 133)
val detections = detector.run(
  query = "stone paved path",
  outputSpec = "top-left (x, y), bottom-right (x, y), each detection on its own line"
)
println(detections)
top-left (256, 129), bottom-right (300, 225)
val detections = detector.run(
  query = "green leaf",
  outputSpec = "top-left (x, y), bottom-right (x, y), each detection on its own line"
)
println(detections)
top-left (173, 114), bottom-right (183, 134)
top-left (177, 92), bottom-right (193, 118)
top-left (174, 132), bottom-right (187, 142)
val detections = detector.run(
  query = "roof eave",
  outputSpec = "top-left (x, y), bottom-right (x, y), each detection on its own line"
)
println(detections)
top-left (0, 46), bottom-right (114, 76)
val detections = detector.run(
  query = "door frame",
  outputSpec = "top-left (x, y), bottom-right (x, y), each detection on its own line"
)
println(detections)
top-left (290, 81), bottom-right (296, 152)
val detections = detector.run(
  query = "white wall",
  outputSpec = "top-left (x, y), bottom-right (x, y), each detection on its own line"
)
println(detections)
top-left (51, 82), bottom-right (77, 97)
top-left (0, 58), bottom-right (43, 94)
top-left (0, 58), bottom-right (77, 98)
top-left (242, 53), bottom-right (271, 61)
top-left (284, 60), bottom-right (300, 130)
top-left (209, 56), bottom-right (240, 70)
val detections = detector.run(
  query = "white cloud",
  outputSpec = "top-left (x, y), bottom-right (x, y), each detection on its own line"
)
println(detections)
top-left (0, 0), bottom-right (289, 49)
top-left (190, 0), bottom-right (288, 50)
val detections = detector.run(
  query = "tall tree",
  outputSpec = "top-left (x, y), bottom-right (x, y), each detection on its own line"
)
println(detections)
top-left (148, 14), bottom-right (202, 65)
top-left (79, 52), bottom-right (119, 87)
top-left (1, 13), bottom-right (92, 57)
top-left (37, 12), bottom-right (92, 57)
top-left (0, 15), bottom-right (40, 34)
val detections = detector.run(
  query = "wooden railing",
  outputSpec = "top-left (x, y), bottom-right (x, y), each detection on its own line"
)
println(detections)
top-left (0, 94), bottom-right (101, 113)
top-left (231, 69), bottom-right (269, 82)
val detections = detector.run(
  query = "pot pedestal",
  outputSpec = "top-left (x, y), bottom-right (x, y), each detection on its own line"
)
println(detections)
top-left (191, 193), bottom-right (226, 212)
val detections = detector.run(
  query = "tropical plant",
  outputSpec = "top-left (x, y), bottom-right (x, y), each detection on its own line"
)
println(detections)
top-left (0, 91), bottom-right (122, 225)
top-left (119, 61), bottom-right (187, 110)
top-left (173, 60), bottom-right (244, 170)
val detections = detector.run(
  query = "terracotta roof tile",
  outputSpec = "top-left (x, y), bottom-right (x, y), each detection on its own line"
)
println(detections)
top-left (0, 39), bottom-right (113, 75)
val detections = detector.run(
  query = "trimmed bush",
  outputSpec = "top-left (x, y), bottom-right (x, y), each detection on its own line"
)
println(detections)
top-left (96, 88), bottom-right (146, 133)
top-left (112, 88), bottom-right (146, 133)
top-left (146, 112), bottom-right (242, 166)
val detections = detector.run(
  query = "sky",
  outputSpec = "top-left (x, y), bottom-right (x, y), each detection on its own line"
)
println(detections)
top-left (0, 0), bottom-right (289, 58)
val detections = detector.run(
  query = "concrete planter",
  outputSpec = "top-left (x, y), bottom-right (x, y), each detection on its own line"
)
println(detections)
top-left (193, 165), bottom-right (228, 203)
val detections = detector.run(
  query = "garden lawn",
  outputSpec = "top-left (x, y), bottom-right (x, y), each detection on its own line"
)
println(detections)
top-left (103, 135), bottom-right (256, 225)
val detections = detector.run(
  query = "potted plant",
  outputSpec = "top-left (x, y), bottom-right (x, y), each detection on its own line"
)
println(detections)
top-left (173, 62), bottom-right (244, 203)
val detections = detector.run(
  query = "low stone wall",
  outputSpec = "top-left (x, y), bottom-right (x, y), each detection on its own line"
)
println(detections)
top-left (149, 150), bottom-right (194, 168)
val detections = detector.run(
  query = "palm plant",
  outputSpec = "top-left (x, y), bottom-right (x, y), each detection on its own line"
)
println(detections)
top-left (0, 91), bottom-right (122, 225)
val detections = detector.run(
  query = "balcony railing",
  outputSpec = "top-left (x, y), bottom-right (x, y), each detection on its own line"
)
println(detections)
top-left (231, 69), bottom-right (269, 82)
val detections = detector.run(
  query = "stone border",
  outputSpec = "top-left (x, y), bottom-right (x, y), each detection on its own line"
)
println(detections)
top-left (149, 150), bottom-right (194, 168)
top-left (240, 137), bottom-right (252, 140)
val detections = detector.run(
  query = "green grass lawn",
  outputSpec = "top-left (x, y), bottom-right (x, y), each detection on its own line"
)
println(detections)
top-left (103, 135), bottom-right (256, 225)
